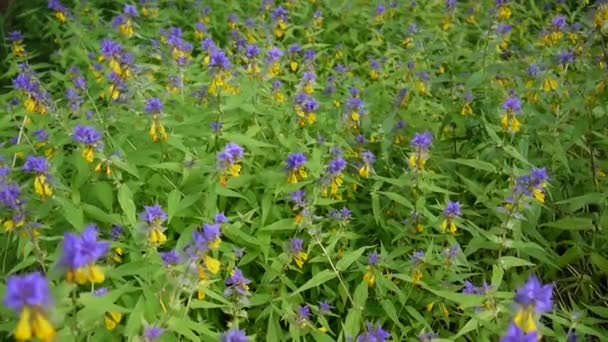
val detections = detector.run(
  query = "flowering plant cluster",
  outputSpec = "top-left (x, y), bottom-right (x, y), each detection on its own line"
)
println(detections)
top-left (0, 0), bottom-right (607, 341)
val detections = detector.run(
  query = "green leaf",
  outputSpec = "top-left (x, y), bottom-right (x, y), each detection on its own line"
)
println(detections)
top-left (491, 264), bottom-right (504, 288)
top-left (446, 158), bottom-right (496, 173)
top-left (542, 217), bottom-right (594, 230)
top-left (343, 308), bottom-right (362, 338)
top-left (353, 281), bottom-right (368, 308)
top-left (259, 218), bottom-right (295, 232)
top-left (167, 189), bottom-right (181, 220)
top-left (590, 253), bottom-right (608, 275)
top-left (267, 309), bottom-right (282, 341)
top-left (377, 191), bottom-right (413, 209)
top-left (117, 184), bottom-right (137, 227)
top-left (291, 270), bottom-right (336, 295)
top-left (336, 247), bottom-right (367, 271)
top-left (498, 256), bottom-right (535, 269)
top-left (55, 197), bottom-right (84, 230)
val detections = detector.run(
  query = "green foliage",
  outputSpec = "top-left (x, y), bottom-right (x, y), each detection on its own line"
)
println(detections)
top-left (0, 0), bottom-right (607, 341)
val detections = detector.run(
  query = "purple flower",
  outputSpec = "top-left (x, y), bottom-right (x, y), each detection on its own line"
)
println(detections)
top-left (418, 332), bottom-right (439, 341)
top-left (319, 300), bottom-right (333, 313)
top-left (411, 251), bottom-right (425, 264)
top-left (145, 98), bottom-right (164, 114)
top-left (552, 15), bottom-right (567, 31)
top-left (272, 6), bottom-right (288, 23)
top-left (94, 287), bottom-right (108, 296)
top-left (298, 305), bottom-right (312, 322)
top-left (0, 183), bottom-right (21, 210)
top-left (160, 250), bottom-right (182, 266)
top-left (304, 49), bottom-right (316, 61)
top-left (357, 322), bottom-right (391, 342)
top-left (503, 97), bottom-right (522, 114)
top-left (444, 201), bottom-right (462, 218)
top-left (515, 276), bottom-right (553, 315)
top-left (143, 325), bottom-right (164, 341)
top-left (211, 121), bottom-right (223, 133)
top-left (73, 125), bottom-right (102, 145)
top-left (500, 323), bottom-right (538, 342)
top-left (23, 156), bottom-right (50, 174)
top-left (266, 47), bottom-right (283, 65)
top-left (558, 50), bottom-right (575, 65)
top-left (246, 44), bottom-right (260, 59)
top-left (124, 4), bottom-right (139, 17)
top-left (217, 143), bottom-right (245, 165)
top-left (368, 252), bottom-right (381, 266)
top-left (362, 151), bottom-right (375, 165)
top-left (224, 268), bottom-right (251, 300)
top-left (289, 238), bottom-right (304, 254)
top-left (111, 226), bottom-right (123, 240)
top-left (273, 80), bottom-right (283, 91)
top-left (100, 39), bottom-right (123, 59)
top-left (215, 213), bottom-right (229, 224)
top-left (327, 157), bottom-right (346, 176)
top-left (497, 23), bottom-right (513, 34)
top-left (140, 205), bottom-right (167, 224)
top-left (302, 97), bottom-right (320, 113)
top-left (209, 50), bottom-right (231, 69)
top-left (411, 132), bottom-right (433, 149)
top-left (291, 190), bottom-right (307, 208)
top-left (4, 272), bottom-right (52, 311)
top-left (60, 225), bottom-right (110, 269)
top-left (222, 328), bottom-right (250, 342)
top-left (527, 64), bottom-right (541, 77)
top-left (286, 153), bottom-right (307, 171)
top-left (8, 31), bottom-right (24, 42)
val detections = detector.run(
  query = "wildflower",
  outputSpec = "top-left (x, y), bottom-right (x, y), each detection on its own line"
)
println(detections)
top-left (418, 332), bottom-right (439, 341)
top-left (266, 47), bottom-right (283, 77)
top-left (222, 328), bottom-right (250, 342)
top-left (441, 201), bottom-right (462, 235)
top-left (143, 325), bottom-right (165, 342)
top-left (411, 251), bottom-right (425, 285)
top-left (408, 132), bottom-right (433, 171)
top-left (319, 300), bottom-right (333, 314)
top-left (301, 71), bottom-right (316, 94)
top-left (495, 0), bottom-right (512, 22)
top-left (290, 238), bottom-right (308, 269)
top-left (244, 44), bottom-right (261, 75)
top-left (94, 287), bottom-right (108, 296)
top-left (286, 153), bottom-right (308, 184)
top-left (4, 272), bottom-right (55, 342)
top-left (61, 225), bottom-right (110, 284)
top-left (224, 268), bottom-right (251, 305)
top-left (208, 49), bottom-right (235, 95)
top-left (273, 80), bottom-right (285, 103)
top-left (297, 305), bottom-right (312, 327)
top-left (145, 98), bottom-right (168, 143)
top-left (321, 157), bottom-right (346, 200)
top-left (513, 276), bottom-right (553, 333)
top-left (461, 92), bottom-right (474, 116)
top-left (104, 311), bottom-right (123, 331)
top-left (13, 73), bottom-right (48, 115)
top-left (359, 151), bottom-right (375, 178)
top-left (160, 250), bottom-right (182, 267)
top-left (500, 323), bottom-right (538, 342)
top-left (272, 6), bottom-right (288, 39)
top-left (501, 96), bottom-right (523, 134)
top-left (23, 156), bottom-right (53, 199)
top-left (558, 50), bottom-right (575, 65)
top-left (345, 93), bottom-right (368, 132)
top-left (48, 0), bottom-right (69, 23)
top-left (9, 31), bottom-right (26, 57)
top-left (217, 143), bottom-right (245, 186)
top-left (357, 322), bottom-right (391, 342)
top-left (113, 4), bottom-right (139, 38)
top-left (73, 126), bottom-right (103, 163)
top-left (140, 205), bottom-right (168, 245)
top-left (363, 252), bottom-right (380, 287)
top-left (330, 207), bottom-right (352, 223)
top-left (443, 244), bottom-right (460, 264)
top-left (294, 94), bottom-right (319, 127)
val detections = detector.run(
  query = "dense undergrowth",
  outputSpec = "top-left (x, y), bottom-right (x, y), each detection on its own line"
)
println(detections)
top-left (0, 0), bottom-right (608, 341)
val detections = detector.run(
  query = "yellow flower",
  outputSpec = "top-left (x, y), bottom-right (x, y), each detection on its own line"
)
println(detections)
top-left (413, 269), bottom-right (423, 285)
top-left (82, 146), bottom-right (95, 163)
top-left (274, 92), bottom-right (285, 104)
top-left (461, 103), bottom-right (473, 116)
top-left (370, 70), bottom-right (379, 81)
top-left (500, 114), bottom-right (521, 134)
top-left (15, 307), bottom-right (56, 342)
top-left (363, 267), bottom-right (376, 287)
top-left (148, 227), bottom-right (167, 245)
top-left (408, 154), bottom-right (427, 171)
top-left (55, 11), bottom-right (67, 23)
top-left (426, 302), bottom-right (435, 312)
top-left (514, 307), bottom-right (538, 333)
top-left (290, 61), bottom-right (299, 72)
top-left (270, 63), bottom-right (281, 77)
top-left (203, 255), bottom-right (221, 274)
top-left (293, 251), bottom-right (308, 268)
top-left (288, 168), bottom-right (307, 184)
top-left (532, 188), bottom-right (545, 204)
top-left (149, 119), bottom-right (168, 143)
top-left (13, 43), bottom-right (26, 57)
top-left (119, 20), bottom-right (135, 38)
top-left (543, 78), bottom-right (558, 92)
top-left (441, 219), bottom-right (457, 235)
top-left (497, 6), bottom-right (511, 21)
top-left (34, 175), bottom-right (53, 199)
top-left (104, 311), bottom-right (123, 331)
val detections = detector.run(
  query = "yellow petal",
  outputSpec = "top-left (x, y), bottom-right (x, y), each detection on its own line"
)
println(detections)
top-left (32, 312), bottom-right (56, 342)
top-left (15, 307), bottom-right (32, 341)
top-left (104, 312), bottom-right (123, 331)
top-left (88, 265), bottom-right (105, 284)
top-left (204, 255), bottom-right (221, 274)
